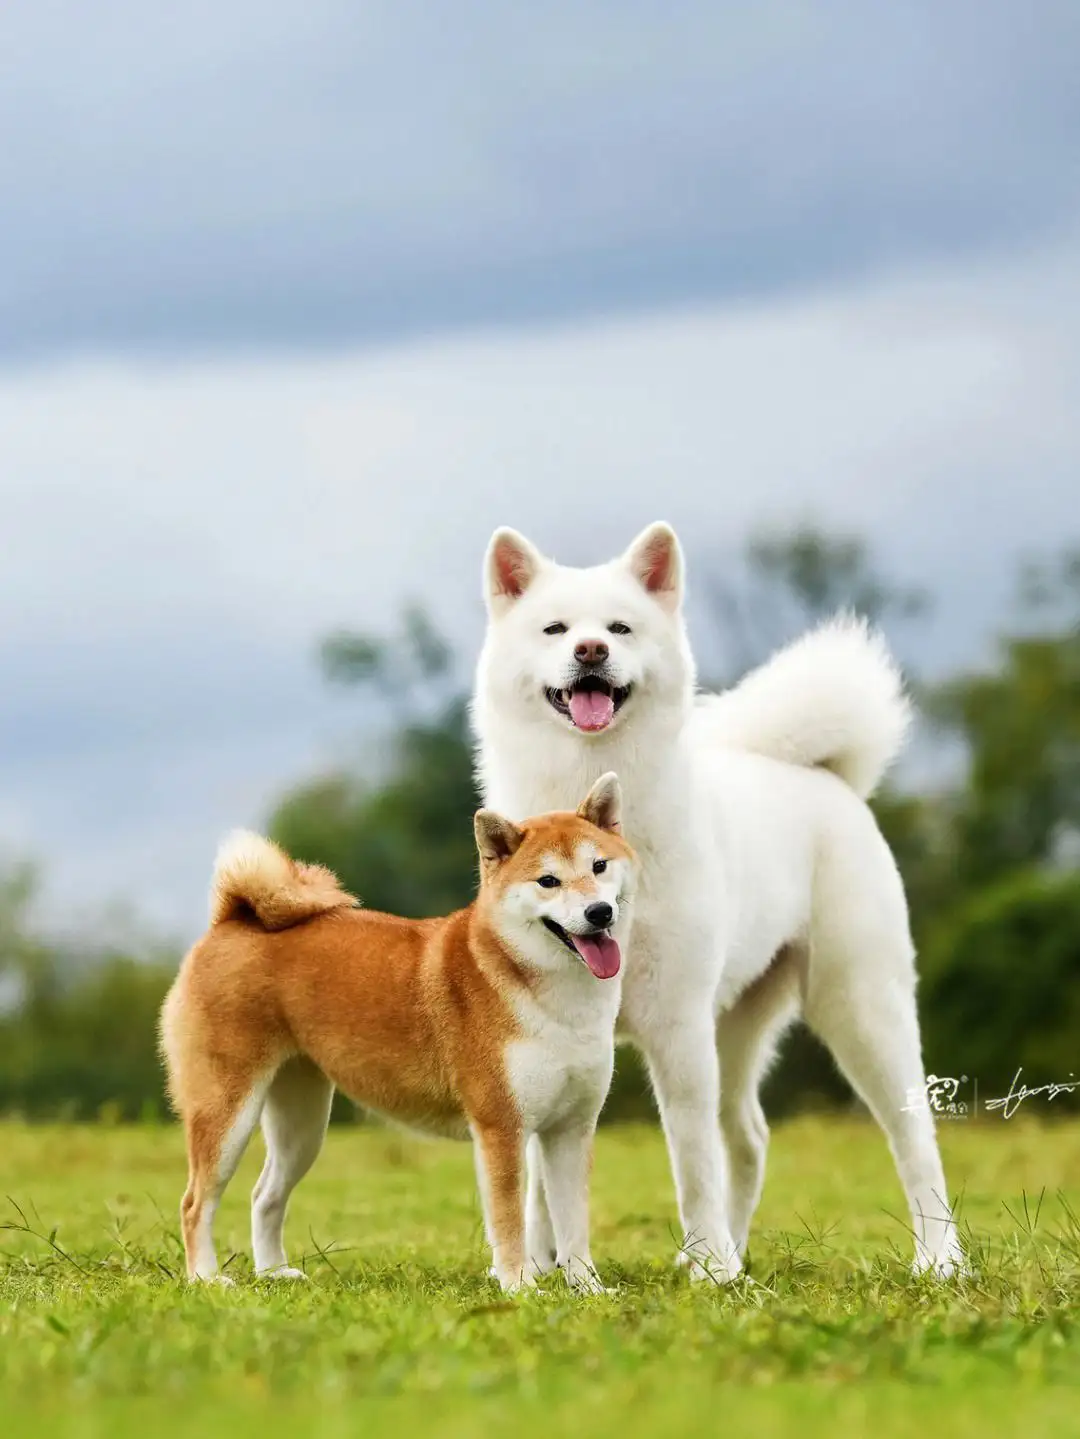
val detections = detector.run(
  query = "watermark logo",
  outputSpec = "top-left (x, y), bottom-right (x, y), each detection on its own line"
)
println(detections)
top-left (903, 1074), bottom-right (973, 1119)
top-left (904, 1068), bottom-right (1079, 1120)
top-left (984, 1068), bottom-right (1079, 1120)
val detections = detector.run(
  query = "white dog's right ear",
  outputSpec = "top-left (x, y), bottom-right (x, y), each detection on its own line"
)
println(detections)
top-left (484, 528), bottom-right (545, 613)
top-left (623, 522), bottom-right (684, 612)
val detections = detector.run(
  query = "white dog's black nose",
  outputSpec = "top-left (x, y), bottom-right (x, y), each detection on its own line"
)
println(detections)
top-left (584, 901), bottom-right (613, 929)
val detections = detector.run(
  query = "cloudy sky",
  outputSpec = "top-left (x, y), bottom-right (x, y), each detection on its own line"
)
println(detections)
top-left (3, 2), bottom-right (1080, 935)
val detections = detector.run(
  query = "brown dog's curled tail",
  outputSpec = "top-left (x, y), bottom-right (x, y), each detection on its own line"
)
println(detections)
top-left (209, 831), bottom-right (357, 930)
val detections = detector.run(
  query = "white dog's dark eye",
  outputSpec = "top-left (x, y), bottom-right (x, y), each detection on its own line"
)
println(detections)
top-left (543, 622), bottom-right (568, 635)
top-left (608, 622), bottom-right (631, 635)
top-left (537, 874), bottom-right (561, 888)
top-left (593, 858), bottom-right (608, 874)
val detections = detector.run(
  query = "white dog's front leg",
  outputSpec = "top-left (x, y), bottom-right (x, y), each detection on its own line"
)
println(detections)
top-left (644, 1017), bottom-right (741, 1282)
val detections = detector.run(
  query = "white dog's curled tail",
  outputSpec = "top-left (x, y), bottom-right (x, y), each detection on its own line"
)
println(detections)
top-left (693, 614), bottom-right (911, 799)
top-left (209, 830), bottom-right (357, 930)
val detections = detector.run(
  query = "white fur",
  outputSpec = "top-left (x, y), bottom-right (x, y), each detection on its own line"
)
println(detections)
top-left (494, 835), bottom-right (631, 1290)
top-left (473, 522), bottom-right (962, 1281)
top-left (691, 613), bottom-right (911, 799)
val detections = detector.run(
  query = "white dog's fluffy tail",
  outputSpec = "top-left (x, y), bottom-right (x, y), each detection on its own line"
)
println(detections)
top-left (694, 615), bottom-right (911, 799)
top-left (209, 830), bottom-right (356, 930)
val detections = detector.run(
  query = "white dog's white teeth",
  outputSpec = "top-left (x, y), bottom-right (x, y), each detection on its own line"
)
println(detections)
top-left (561, 689), bottom-right (571, 705)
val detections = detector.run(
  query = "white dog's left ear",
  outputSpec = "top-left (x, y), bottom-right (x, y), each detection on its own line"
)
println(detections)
top-left (577, 772), bottom-right (622, 832)
top-left (623, 522), bottom-right (683, 611)
top-left (484, 527), bottom-right (546, 613)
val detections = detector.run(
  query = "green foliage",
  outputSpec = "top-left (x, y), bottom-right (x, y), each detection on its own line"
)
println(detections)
top-left (3, 529), bottom-right (1080, 1126)
top-left (701, 523), bottom-right (929, 677)
top-left (933, 628), bottom-right (1080, 890)
top-left (0, 867), bottom-right (175, 1119)
top-left (921, 869), bottom-right (1080, 1090)
top-left (271, 697), bottom-right (479, 920)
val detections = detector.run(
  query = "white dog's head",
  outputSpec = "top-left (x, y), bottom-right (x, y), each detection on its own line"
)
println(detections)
top-left (476, 522), bottom-right (696, 739)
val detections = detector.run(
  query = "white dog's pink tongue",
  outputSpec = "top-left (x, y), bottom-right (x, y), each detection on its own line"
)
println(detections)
top-left (569, 689), bottom-right (614, 731)
top-left (571, 932), bottom-right (621, 980)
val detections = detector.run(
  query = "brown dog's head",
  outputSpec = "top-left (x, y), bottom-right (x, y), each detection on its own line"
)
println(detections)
top-left (474, 774), bottom-right (636, 980)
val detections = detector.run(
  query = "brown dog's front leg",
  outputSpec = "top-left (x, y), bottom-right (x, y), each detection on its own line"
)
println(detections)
top-left (471, 1122), bottom-right (530, 1291)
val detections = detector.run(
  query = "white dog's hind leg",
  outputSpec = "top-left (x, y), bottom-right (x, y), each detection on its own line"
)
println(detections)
top-left (643, 1014), bottom-right (742, 1282)
top-left (251, 1058), bottom-right (334, 1279)
top-left (525, 1134), bottom-right (558, 1275)
top-left (805, 973), bottom-right (963, 1277)
top-left (718, 949), bottom-right (802, 1257)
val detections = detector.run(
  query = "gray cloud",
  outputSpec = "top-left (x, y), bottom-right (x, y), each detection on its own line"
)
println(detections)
top-left (3, 240), bottom-right (1079, 933)
top-left (2, 1), bottom-right (1079, 358)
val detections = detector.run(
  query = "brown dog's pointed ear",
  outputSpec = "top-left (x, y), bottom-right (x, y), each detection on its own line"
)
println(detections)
top-left (577, 772), bottom-right (622, 833)
top-left (623, 522), bottom-right (683, 611)
top-left (484, 527), bottom-right (546, 613)
top-left (474, 809), bottom-right (525, 865)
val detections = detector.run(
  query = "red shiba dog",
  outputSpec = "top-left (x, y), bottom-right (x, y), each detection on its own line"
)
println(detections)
top-left (159, 773), bottom-right (635, 1292)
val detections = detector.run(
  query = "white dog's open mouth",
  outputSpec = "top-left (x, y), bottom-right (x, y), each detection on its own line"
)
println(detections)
top-left (545, 676), bottom-right (632, 733)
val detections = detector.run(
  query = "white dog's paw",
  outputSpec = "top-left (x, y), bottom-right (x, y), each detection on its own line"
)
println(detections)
top-left (676, 1245), bottom-right (743, 1285)
top-left (564, 1260), bottom-right (614, 1296)
top-left (191, 1272), bottom-right (236, 1288)
top-left (257, 1265), bottom-right (309, 1283)
top-left (525, 1245), bottom-right (559, 1277)
top-left (912, 1243), bottom-right (968, 1280)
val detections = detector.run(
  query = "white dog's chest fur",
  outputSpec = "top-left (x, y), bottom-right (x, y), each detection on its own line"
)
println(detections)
top-left (479, 729), bottom-right (820, 1026)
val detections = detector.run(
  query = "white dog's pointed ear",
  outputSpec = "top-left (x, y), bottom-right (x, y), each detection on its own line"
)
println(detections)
top-left (484, 528), bottom-right (546, 612)
top-left (474, 809), bottom-right (524, 866)
top-left (577, 772), bottom-right (622, 833)
top-left (623, 522), bottom-right (683, 611)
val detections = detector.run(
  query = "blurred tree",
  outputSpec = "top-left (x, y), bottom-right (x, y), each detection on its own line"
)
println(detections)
top-left (930, 550), bottom-right (1080, 892)
top-left (0, 863), bottom-right (175, 1119)
top-left (920, 868), bottom-right (1080, 1096)
top-left (272, 605), bottom-right (478, 920)
top-left (699, 522), bottom-right (929, 678)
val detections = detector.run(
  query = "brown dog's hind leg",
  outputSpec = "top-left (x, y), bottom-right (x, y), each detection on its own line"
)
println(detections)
top-left (251, 1057), bottom-right (334, 1278)
top-left (180, 1073), bottom-right (273, 1283)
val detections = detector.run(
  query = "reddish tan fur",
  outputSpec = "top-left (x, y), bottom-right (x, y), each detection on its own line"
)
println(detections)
top-left (160, 808), bottom-right (634, 1286)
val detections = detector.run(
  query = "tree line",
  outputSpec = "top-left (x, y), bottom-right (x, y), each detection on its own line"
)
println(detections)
top-left (2, 530), bottom-right (1078, 1121)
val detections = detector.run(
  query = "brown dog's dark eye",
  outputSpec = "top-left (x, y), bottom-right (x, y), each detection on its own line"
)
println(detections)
top-left (593, 859), bottom-right (608, 875)
top-left (608, 622), bottom-right (631, 635)
top-left (537, 874), bottom-right (561, 888)
top-left (543, 622), bottom-right (567, 635)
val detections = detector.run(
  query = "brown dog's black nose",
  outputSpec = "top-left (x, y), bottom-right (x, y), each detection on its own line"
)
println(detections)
top-left (574, 640), bottom-right (609, 666)
top-left (584, 902), bottom-right (614, 930)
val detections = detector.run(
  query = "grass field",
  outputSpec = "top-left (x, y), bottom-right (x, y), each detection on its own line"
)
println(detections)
top-left (2, 1115), bottom-right (1079, 1436)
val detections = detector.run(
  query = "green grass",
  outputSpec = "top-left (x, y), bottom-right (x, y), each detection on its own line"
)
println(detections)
top-left (2, 1116), bottom-right (1079, 1436)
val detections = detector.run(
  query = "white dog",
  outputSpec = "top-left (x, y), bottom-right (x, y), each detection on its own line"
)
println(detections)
top-left (473, 521), bottom-right (962, 1281)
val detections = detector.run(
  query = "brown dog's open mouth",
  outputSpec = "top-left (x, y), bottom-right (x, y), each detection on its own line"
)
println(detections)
top-left (542, 918), bottom-right (621, 979)
top-left (545, 677), bottom-right (631, 733)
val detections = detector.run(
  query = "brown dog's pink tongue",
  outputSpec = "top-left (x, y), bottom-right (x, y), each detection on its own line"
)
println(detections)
top-left (568, 689), bottom-right (615, 731)
top-left (571, 932), bottom-right (621, 979)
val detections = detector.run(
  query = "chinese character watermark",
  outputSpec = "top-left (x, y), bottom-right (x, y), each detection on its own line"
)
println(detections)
top-left (903, 1069), bottom-right (1079, 1120)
